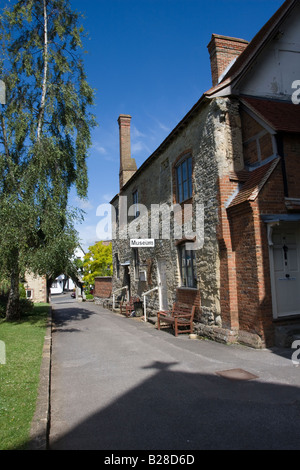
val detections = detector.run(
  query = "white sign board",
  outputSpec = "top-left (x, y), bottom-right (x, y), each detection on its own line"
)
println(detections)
top-left (130, 239), bottom-right (155, 248)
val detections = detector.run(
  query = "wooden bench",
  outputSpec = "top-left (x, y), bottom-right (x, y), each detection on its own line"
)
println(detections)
top-left (120, 297), bottom-right (140, 317)
top-left (157, 303), bottom-right (195, 337)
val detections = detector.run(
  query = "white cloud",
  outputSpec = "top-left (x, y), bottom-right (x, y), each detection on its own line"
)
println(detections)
top-left (75, 197), bottom-right (94, 210)
top-left (102, 193), bottom-right (114, 203)
top-left (131, 140), bottom-right (151, 155)
top-left (157, 120), bottom-right (171, 133)
top-left (131, 125), bottom-right (146, 139)
top-left (75, 224), bottom-right (99, 251)
top-left (93, 142), bottom-right (107, 155)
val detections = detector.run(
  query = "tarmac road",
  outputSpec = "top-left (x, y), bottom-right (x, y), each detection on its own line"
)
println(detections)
top-left (49, 294), bottom-right (300, 450)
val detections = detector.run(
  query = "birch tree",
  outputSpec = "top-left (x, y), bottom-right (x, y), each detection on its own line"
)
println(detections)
top-left (0, 0), bottom-right (96, 320)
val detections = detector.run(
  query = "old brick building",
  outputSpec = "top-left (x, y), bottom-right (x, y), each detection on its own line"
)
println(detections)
top-left (111, 0), bottom-right (300, 348)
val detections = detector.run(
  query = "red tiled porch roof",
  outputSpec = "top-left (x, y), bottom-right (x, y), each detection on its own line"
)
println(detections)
top-left (241, 97), bottom-right (300, 133)
top-left (227, 157), bottom-right (280, 209)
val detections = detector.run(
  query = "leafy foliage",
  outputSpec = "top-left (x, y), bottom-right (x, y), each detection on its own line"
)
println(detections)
top-left (0, 0), bottom-right (96, 319)
top-left (83, 242), bottom-right (112, 286)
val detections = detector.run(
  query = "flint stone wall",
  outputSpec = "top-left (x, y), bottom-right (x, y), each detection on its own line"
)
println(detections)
top-left (112, 97), bottom-right (243, 328)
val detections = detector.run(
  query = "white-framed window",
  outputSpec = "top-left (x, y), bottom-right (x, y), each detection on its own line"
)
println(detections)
top-left (26, 289), bottom-right (33, 299)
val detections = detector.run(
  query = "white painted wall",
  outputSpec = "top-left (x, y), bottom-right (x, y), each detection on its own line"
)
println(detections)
top-left (237, 3), bottom-right (300, 101)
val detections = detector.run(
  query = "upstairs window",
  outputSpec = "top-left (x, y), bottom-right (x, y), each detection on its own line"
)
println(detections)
top-left (176, 154), bottom-right (193, 204)
top-left (132, 190), bottom-right (139, 218)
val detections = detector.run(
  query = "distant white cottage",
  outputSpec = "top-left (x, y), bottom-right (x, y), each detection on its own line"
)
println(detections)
top-left (50, 274), bottom-right (75, 295)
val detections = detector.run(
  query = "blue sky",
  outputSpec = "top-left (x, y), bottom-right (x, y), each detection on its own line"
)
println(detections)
top-left (69, 0), bottom-right (283, 252)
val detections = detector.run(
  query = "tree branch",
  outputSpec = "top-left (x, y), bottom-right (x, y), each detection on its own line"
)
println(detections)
top-left (37, 0), bottom-right (48, 142)
top-left (0, 113), bottom-right (10, 160)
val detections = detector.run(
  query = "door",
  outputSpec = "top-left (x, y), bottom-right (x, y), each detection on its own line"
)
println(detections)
top-left (123, 266), bottom-right (130, 299)
top-left (157, 260), bottom-right (169, 311)
top-left (271, 224), bottom-right (300, 318)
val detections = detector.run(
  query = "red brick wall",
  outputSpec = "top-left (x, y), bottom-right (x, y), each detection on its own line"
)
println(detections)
top-left (217, 175), bottom-right (240, 330)
top-left (225, 159), bottom-right (297, 346)
top-left (241, 109), bottom-right (274, 166)
top-left (227, 203), bottom-right (265, 337)
top-left (217, 161), bottom-right (289, 346)
top-left (284, 134), bottom-right (300, 199)
top-left (207, 35), bottom-right (248, 87)
top-left (94, 277), bottom-right (112, 298)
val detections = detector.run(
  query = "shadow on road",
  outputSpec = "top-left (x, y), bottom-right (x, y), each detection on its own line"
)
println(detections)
top-left (49, 359), bottom-right (300, 450)
top-left (51, 304), bottom-right (98, 333)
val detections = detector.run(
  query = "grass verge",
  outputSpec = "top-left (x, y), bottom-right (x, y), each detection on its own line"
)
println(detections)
top-left (0, 303), bottom-right (50, 450)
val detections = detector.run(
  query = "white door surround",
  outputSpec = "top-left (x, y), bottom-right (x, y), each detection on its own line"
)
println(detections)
top-left (269, 222), bottom-right (300, 319)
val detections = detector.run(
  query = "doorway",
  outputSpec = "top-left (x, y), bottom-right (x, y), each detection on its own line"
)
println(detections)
top-left (157, 259), bottom-right (169, 311)
top-left (123, 265), bottom-right (130, 299)
top-left (270, 223), bottom-right (300, 318)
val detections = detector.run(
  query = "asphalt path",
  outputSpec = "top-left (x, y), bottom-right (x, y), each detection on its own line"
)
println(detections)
top-left (49, 294), bottom-right (300, 450)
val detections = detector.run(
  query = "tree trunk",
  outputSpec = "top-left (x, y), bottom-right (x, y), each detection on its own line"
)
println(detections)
top-left (46, 277), bottom-right (52, 303)
top-left (37, 0), bottom-right (48, 141)
top-left (6, 256), bottom-right (20, 321)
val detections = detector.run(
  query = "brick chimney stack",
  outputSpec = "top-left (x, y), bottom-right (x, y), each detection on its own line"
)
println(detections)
top-left (118, 114), bottom-right (137, 190)
top-left (207, 34), bottom-right (249, 87)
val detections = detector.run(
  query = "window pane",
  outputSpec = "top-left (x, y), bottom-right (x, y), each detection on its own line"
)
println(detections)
top-left (176, 166), bottom-right (182, 203)
top-left (176, 156), bottom-right (193, 203)
top-left (178, 182), bottom-right (183, 203)
top-left (182, 160), bottom-right (187, 182)
top-left (180, 246), bottom-right (186, 286)
top-left (177, 164), bottom-right (181, 183)
top-left (186, 250), bottom-right (192, 287)
top-left (133, 191), bottom-right (138, 205)
top-left (192, 251), bottom-right (197, 288)
top-left (179, 245), bottom-right (197, 288)
top-left (133, 190), bottom-right (139, 218)
top-left (188, 157), bottom-right (192, 198)
top-left (183, 181), bottom-right (188, 201)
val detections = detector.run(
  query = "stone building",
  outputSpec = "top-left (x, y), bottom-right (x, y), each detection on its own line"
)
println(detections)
top-left (24, 272), bottom-right (47, 303)
top-left (111, 0), bottom-right (300, 348)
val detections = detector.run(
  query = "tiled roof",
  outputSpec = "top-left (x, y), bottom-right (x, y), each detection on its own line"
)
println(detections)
top-left (241, 96), bottom-right (300, 133)
top-left (205, 0), bottom-right (297, 97)
top-left (227, 157), bottom-right (280, 208)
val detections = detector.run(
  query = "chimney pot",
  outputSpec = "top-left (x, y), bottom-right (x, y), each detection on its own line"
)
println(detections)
top-left (207, 34), bottom-right (249, 87)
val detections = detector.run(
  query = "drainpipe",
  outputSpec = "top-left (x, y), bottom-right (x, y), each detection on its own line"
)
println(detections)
top-left (275, 133), bottom-right (289, 198)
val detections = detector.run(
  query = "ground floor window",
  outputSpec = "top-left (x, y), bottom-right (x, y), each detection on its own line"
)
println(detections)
top-left (26, 289), bottom-right (33, 299)
top-left (178, 244), bottom-right (197, 288)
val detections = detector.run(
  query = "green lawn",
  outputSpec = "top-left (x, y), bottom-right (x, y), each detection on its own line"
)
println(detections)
top-left (0, 303), bottom-right (49, 450)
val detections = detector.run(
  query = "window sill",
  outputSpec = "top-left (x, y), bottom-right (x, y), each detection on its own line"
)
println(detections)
top-left (177, 286), bottom-right (198, 291)
top-left (176, 197), bottom-right (193, 206)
